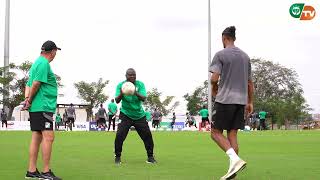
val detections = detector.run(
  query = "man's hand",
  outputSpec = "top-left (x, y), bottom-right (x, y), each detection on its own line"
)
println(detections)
top-left (134, 87), bottom-right (146, 102)
top-left (116, 88), bottom-right (125, 103)
top-left (245, 103), bottom-right (253, 117)
top-left (21, 98), bottom-right (31, 111)
top-left (120, 87), bottom-right (124, 95)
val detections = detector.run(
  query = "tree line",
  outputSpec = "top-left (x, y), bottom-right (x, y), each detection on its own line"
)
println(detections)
top-left (183, 58), bottom-right (312, 129)
top-left (0, 58), bottom-right (311, 127)
top-left (0, 63), bottom-right (178, 120)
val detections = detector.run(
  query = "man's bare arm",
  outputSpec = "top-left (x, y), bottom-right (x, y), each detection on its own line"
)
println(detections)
top-left (28, 81), bottom-right (41, 102)
top-left (211, 72), bottom-right (220, 97)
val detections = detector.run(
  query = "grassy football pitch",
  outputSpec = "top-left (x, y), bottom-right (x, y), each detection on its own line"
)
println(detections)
top-left (0, 130), bottom-right (319, 180)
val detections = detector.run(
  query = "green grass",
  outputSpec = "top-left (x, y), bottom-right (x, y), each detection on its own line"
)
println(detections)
top-left (0, 130), bottom-right (320, 180)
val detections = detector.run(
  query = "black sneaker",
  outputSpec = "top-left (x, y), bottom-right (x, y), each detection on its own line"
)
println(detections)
top-left (115, 156), bottom-right (121, 165)
top-left (41, 169), bottom-right (62, 180)
top-left (227, 173), bottom-right (237, 180)
top-left (146, 156), bottom-right (157, 164)
top-left (25, 169), bottom-right (42, 179)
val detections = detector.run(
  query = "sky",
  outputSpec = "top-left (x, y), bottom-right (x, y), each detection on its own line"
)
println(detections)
top-left (0, 0), bottom-right (319, 114)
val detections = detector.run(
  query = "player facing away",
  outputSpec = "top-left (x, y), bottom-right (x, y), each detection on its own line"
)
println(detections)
top-left (55, 113), bottom-right (62, 130)
top-left (114, 68), bottom-right (157, 164)
top-left (152, 108), bottom-right (162, 129)
top-left (259, 110), bottom-right (267, 130)
top-left (209, 26), bottom-right (254, 179)
top-left (97, 104), bottom-right (107, 128)
top-left (199, 105), bottom-right (209, 128)
top-left (171, 112), bottom-right (176, 130)
top-left (1, 109), bottom-right (7, 129)
top-left (145, 108), bottom-right (152, 123)
top-left (107, 99), bottom-right (118, 131)
top-left (66, 103), bottom-right (76, 131)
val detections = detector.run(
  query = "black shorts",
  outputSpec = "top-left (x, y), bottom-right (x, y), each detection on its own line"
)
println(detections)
top-left (211, 102), bottom-right (245, 130)
top-left (109, 115), bottom-right (115, 121)
top-left (68, 117), bottom-right (75, 123)
top-left (202, 117), bottom-right (209, 123)
top-left (98, 118), bottom-right (106, 124)
top-left (2, 120), bottom-right (7, 123)
top-left (29, 112), bottom-right (54, 131)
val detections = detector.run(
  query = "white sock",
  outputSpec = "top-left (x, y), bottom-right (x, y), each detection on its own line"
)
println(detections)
top-left (226, 148), bottom-right (240, 162)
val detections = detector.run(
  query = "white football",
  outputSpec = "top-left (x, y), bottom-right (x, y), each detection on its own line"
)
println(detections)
top-left (121, 81), bottom-right (135, 95)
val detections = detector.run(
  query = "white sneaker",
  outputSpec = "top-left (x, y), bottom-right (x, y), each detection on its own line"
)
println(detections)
top-left (220, 159), bottom-right (246, 180)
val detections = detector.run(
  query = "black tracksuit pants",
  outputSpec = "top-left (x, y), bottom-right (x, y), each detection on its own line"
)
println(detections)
top-left (108, 115), bottom-right (116, 131)
top-left (114, 112), bottom-right (154, 158)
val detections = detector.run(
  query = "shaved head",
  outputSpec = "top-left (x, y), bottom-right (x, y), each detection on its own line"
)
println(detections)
top-left (126, 68), bottom-right (136, 75)
top-left (126, 68), bottom-right (136, 83)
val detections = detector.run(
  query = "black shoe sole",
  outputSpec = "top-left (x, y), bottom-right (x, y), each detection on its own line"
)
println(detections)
top-left (40, 176), bottom-right (61, 180)
top-left (226, 163), bottom-right (247, 180)
top-left (227, 173), bottom-right (237, 180)
top-left (25, 177), bottom-right (44, 180)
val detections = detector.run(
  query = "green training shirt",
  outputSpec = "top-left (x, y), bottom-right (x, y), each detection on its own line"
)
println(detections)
top-left (55, 114), bottom-right (61, 123)
top-left (259, 111), bottom-right (267, 119)
top-left (27, 56), bottom-right (57, 113)
top-left (108, 102), bottom-right (118, 115)
top-left (199, 109), bottom-right (209, 118)
top-left (115, 80), bottom-right (146, 120)
top-left (145, 111), bottom-right (151, 121)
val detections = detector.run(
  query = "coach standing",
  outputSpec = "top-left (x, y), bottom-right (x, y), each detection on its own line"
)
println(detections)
top-left (114, 68), bottom-right (156, 165)
top-left (23, 40), bottom-right (62, 180)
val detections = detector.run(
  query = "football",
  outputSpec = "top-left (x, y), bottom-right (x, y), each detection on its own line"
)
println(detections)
top-left (121, 81), bottom-right (135, 95)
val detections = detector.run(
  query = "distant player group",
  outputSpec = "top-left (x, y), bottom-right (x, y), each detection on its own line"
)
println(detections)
top-left (94, 100), bottom-right (118, 131)
top-left (22, 26), bottom-right (252, 180)
top-left (53, 100), bottom-right (118, 131)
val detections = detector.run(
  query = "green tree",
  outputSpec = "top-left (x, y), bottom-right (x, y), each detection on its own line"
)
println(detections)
top-left (0, 62), bottom-right (31, 120)
top-left (184, 59), bottom-right (310, 129)
top-left (183, 81), bottom-right (208, 115)
top-left (144, 88), bottom-right (179, 116)
top-left (0, 61), bottom-right (62, 120)
top-left (74, 78), bottom-right (109, 121)
top-left (251, 58), bottom-right (310, 129)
